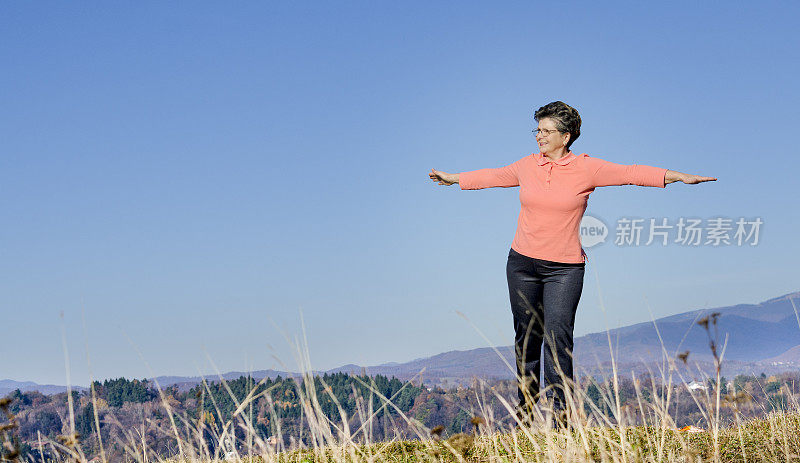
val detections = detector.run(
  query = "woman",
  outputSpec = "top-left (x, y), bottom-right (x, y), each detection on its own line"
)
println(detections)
top-left (429, 101), bottom-right (716, 424)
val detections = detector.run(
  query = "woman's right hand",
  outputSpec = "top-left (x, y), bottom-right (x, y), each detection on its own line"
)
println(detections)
top-left (429, 169), bottom-right (459, 186)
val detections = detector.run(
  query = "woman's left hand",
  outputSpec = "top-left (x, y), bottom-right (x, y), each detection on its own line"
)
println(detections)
top-left (680, 174), bottom-right (717, 184)
top-left (666, 170), bottom-right (717, 185)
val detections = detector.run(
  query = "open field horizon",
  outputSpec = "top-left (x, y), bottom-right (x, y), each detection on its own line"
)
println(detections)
top-left (5, 290), bottom-right (800, 396)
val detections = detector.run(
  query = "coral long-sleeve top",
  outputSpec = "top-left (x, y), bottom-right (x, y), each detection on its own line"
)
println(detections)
top-left (459, 151), bottom-right (668, 263)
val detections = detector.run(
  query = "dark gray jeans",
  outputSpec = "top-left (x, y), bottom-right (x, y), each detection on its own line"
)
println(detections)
top-left (506, 248), bottom-right (585, 413)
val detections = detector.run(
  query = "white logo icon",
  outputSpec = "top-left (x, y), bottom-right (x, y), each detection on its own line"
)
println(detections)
top-left (580, 215), bottom-right (608, 248)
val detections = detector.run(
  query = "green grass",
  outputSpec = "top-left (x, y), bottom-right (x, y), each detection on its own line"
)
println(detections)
top-left (204, 412), bottom-right (800, 463)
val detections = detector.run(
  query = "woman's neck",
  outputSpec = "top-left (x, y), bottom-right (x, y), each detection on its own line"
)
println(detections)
top-left (543, 147), bottom-right (569, 160)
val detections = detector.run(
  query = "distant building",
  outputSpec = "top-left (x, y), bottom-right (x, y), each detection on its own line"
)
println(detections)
top-left (687, 381), bottom-right (707, 391)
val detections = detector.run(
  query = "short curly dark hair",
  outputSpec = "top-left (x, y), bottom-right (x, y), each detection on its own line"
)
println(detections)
top-left (534, 101), bottom-right (581, 149)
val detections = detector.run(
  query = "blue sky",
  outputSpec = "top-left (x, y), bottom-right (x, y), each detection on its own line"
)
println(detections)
top-left (2, 1), bottom-right (798, 385)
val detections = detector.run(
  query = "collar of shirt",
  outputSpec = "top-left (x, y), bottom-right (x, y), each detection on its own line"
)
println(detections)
top-left (533, 150), bottom-right (578, 166)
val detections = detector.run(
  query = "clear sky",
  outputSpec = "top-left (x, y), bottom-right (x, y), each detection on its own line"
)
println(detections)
top-left (2, 1), bottom-right (798, 386)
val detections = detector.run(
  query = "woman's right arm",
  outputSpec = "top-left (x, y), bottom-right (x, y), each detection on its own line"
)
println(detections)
top-left (429, 160), bottom-right (520, 190)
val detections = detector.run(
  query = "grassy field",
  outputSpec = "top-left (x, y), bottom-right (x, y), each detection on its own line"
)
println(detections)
top-left (267, 412), bottom-right (800, 462)
top-left (5, 313), bottom-right (800, 462)
top-left (7, 362), bottom-right (800, 463)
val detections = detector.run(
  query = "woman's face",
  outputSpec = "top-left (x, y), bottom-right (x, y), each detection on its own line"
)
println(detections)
top-left (536, 117), bottom-right (570, 154)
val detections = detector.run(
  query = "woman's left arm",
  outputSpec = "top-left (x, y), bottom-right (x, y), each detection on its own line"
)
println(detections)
top-left (665, 170), bottom-right (717, 185)
top-left (585, 155), bottom-right (717, 188)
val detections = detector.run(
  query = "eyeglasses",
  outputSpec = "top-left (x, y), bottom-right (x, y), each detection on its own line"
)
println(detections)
top-left (532, 128), bottom-right (562, 136)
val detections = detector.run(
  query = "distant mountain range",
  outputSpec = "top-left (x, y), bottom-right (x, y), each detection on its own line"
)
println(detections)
top-left (5, 291), bottom-right (800, 395)
top-left (574, 291), bottom-right (800, 366)
top-left (0, 380), bottom-right (86, 397)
